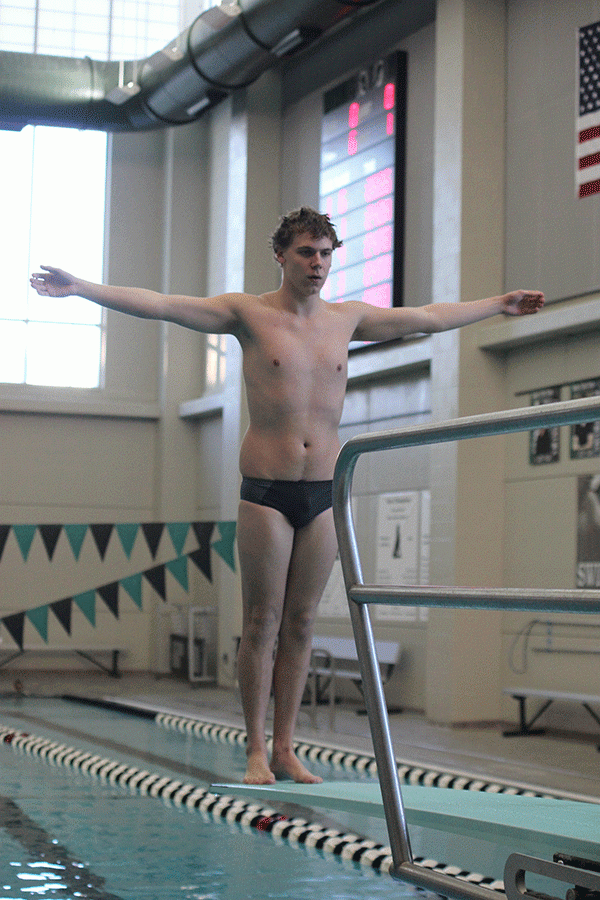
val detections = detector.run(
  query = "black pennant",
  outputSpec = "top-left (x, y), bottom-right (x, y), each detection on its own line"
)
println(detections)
top-left (90, 524), bottom-right (114, 560)
top-left (39, 525), bottom-right (62, 561)
top-left (192, 521), bottom-right (215, 546)
top-left (141, 523), bottom-right (164, 559)
top-left (144, 564), bottom-right (166, 600)
top-left (2, 612), bottom-right (25, 650)
top-left (97, 582), bottom-right (119, 618)
top-left (50, 598), bottom-right (72, 635)
top-left (0, 525), bottom-right (10, 564)
top-left (190, 521), bottom-right (215, 582)
top-left (188, 547), bottom-right (212, 582)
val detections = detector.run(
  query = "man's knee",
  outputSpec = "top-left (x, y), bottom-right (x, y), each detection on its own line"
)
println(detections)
top-left (243, 606), bottom-right (280, 647)
top-left (281, 608), bottom-right (315, 647)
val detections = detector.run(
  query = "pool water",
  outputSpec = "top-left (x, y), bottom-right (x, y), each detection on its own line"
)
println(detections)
top-left (0, 696), bottom-right (522, 899)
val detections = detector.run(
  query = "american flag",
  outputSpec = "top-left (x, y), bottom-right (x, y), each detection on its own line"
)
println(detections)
top-left (577, 21), bottom-right (600, 198)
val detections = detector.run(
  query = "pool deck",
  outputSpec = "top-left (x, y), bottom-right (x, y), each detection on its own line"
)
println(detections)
top-left (2, 670), bottom-right (599, 804)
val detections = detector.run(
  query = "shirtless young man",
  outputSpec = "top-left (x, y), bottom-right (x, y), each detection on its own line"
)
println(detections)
top-left (30, 207), bottom-right (545, 785)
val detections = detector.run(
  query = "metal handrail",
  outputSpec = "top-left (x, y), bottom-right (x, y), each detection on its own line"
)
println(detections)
top-left (332, 395), bottom-right (600, 900)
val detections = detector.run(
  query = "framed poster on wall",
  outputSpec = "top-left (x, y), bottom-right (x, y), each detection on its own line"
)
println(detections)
top-left (577, 473), bottom-right (600, 587)
top-left (529, 386), bottom-right (560, 465)
top-left (571, 379), bottom-right (600, 459)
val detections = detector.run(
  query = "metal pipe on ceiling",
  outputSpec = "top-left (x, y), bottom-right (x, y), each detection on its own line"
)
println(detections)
top-left (0, 0), bottom-right (384, 132)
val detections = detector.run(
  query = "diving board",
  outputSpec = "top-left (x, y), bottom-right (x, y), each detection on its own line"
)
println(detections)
top-left (211, 781), bottom-right (600, 858)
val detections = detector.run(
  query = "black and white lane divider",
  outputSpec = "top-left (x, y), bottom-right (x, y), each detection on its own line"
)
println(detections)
top-left (154, 711), bottom-right (551, 798)
top-left (0, 722), bottom-right (504, 891)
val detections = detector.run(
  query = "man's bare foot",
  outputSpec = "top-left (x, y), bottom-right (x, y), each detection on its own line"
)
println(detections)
top-left (270, 748), bottom-right (323, 784)
top-left (243, 750), bottom-right (276, 785)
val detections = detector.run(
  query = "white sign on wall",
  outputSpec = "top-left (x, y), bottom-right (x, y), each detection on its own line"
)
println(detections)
top-left (317, 491), bottom-right (431, 620)
top-left (375, 491), bottom-right (430, 622)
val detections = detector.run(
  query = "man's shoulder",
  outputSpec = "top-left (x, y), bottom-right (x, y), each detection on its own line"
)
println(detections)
top-left (212, 290), bottom-right (264, 314)
top-left (222, 291), bottom-right (280, 339)
top-left (325, 298), bottom-right (370, 321)
top-left (219, 290), bottom-right (261, 303)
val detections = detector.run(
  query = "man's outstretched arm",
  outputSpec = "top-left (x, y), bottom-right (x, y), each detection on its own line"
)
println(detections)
top-left (30, 265), bottom-right (240, 334)
top-left (351, 290), bottom-right (545, 343)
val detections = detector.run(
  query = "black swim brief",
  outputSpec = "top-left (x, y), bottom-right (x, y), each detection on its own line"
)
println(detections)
top-left (240, 477), bottom-right (333, 530)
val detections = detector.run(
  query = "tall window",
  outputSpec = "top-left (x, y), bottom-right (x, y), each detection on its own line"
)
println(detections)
top-left (1, 125), bottom-right (107, 387)
top-left (0, 0), bottom-right (208, 388)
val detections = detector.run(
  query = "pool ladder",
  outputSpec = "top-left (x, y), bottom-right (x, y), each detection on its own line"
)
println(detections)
top-left (332, 395), bottom-right (600, 900)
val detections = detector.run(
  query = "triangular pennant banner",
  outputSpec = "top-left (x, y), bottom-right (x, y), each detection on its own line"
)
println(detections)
top-left (188, 548), bottom-right (212, 583)
top-left (191, 522), bottom-right (215, 581)
top-left (167, 522), bottom-right (190, 557)
top-left (13, 524), bottom-right (37, 561)
top-left (26, 606), bottom-right (49, 642)
top-left (212, 521), bottom-right (237, 571)
top-left (64, 524), bottom-right (88, 561)
top-left (144, 564), bottom-right (166, 600)
top-left (74, 591), bottom-right (96, 626)
top-left (166, 556), bottom-right (189, 592)
top-left (120, 572), bottom-right (143, 608)
top-left (50, 598), bottom-right (72, 635)
top-left (97, 582), bottom-right (119, 618)
top-left (192, 521), bottom-right (215, 548)
top-left (90, 524), bottom-right (114, 560)
top-left (115, 523), bottom-right (139, 559)
top-left (2, 612), bottom-right (25, 649)
top-left (141, 523), bottom-right (164, 559)
top-left (38, 524), bottom-right (62, 561)
top-left (0, 525), bottom-right (10, 563)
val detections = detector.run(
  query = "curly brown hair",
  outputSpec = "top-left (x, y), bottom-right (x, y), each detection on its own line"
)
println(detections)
top-left (270, 207), bottom-right (343, 256)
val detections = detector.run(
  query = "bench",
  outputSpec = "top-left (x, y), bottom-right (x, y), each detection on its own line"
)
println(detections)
top-left (308, 635), bottom-right (401, 729)
top-left (503, 686), bottom-right (600, 748)
top-left (0, 646), bottom-right (124, 677)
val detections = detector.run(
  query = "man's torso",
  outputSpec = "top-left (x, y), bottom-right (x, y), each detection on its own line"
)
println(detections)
top-left (234, 294), bottom-right (360, 481)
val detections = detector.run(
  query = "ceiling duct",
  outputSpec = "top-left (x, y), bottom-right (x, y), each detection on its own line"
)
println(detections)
top-left (0, 0), bottom-right (383, 132)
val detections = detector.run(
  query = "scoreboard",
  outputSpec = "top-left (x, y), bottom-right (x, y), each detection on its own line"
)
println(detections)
top-left (319, 52), bottom-right (406, 311)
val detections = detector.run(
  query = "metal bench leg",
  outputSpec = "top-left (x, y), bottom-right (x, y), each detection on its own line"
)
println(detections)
top-left (581, 703), bottom-right (600, 751)
top-left (503, 695), bottom-right (550, 736)
top-left (74, 650), bottom-right (121, 678)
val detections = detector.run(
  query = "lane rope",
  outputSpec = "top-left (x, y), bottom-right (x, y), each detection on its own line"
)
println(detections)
top-left (154, 711), bottom-right (555, 799)
top-left (0, 721), bottom-right (504, 891)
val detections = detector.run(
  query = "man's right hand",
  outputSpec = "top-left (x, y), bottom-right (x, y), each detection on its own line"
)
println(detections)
top-left (30, 265), bottom-right (77, 298)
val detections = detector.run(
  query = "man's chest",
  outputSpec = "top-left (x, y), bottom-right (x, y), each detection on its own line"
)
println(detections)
top-left (249, 321), bottom-right (348, 385)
